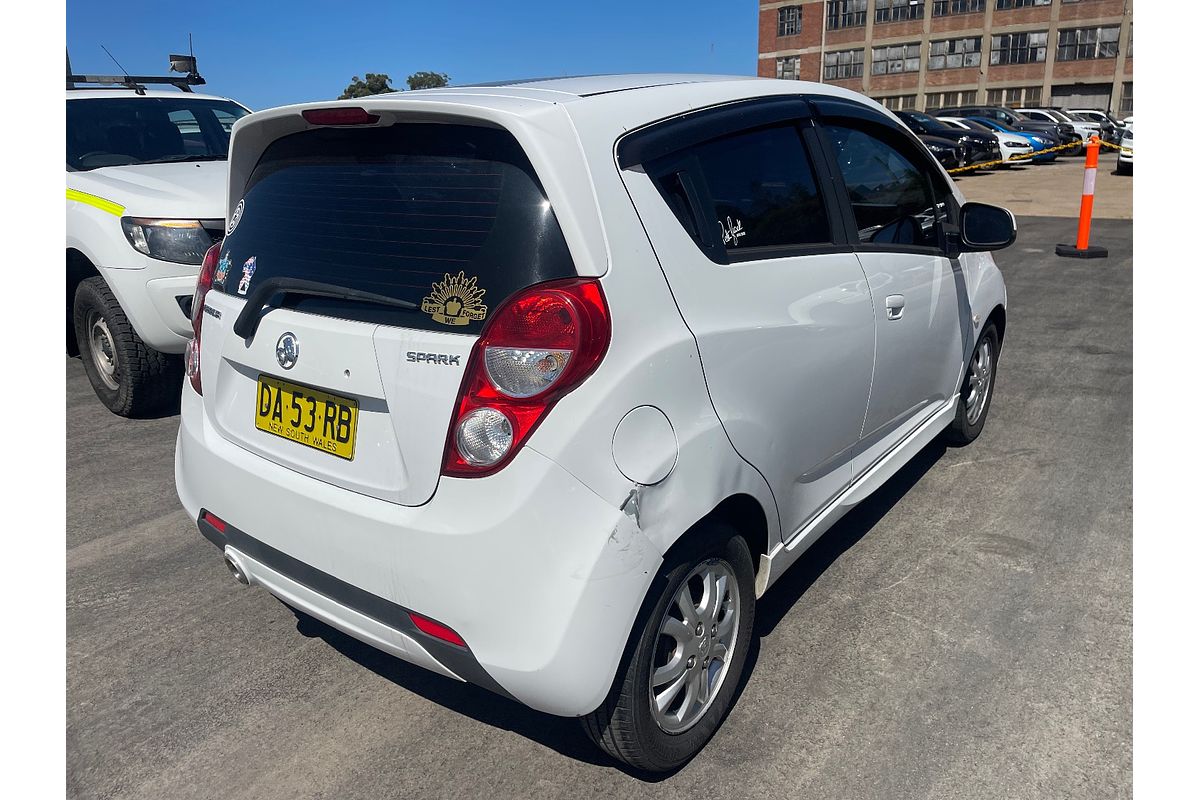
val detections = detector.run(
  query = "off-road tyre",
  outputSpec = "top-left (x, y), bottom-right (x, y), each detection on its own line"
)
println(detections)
top-left (73, 276), bottom-right (181, 417)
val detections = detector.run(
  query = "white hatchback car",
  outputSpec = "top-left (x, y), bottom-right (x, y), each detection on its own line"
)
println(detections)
top-left (175, 74), bottom-right (1011, 771)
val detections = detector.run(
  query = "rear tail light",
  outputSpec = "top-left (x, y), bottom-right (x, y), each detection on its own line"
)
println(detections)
top-left (185, 243), bottom-right (221, 395)
top-left (442, 278), bottom-right (610, 476)
top-left (301, 107), bottom-right (380, 126)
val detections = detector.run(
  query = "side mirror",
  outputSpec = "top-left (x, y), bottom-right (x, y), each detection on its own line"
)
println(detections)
top-left (958, 201), bottom-right (1016, 251)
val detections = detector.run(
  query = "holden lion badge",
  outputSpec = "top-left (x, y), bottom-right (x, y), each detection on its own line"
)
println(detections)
top-left (421, 271), bottom-right (488, 326)
top-left (276, 332), bottom-right (299, 370)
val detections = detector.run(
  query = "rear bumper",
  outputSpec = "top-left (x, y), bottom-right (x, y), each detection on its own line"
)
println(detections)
top-left (175, 386), bottom-right (663, 716)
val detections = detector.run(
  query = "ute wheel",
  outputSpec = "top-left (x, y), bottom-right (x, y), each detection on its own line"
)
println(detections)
top-left (72, 276), bottom-right (181, 417)
top-left (944, 322), bottom-right (1000, 446)
top-left (1116, 161), bottom-right (1132, 176)
top-left (582, 521), bottom-right (755, 773)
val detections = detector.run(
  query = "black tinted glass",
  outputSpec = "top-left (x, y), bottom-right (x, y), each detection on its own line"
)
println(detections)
top-left (651, 124), bottom-right (831, 255)
top-left (216, 124), bottom-right (576, 334)
top-left (67, 97), bottom-right (249, 170)
top-left (824, 123), bottom-right (941, 247)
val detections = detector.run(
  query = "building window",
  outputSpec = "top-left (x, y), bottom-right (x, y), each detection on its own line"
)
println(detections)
top-left (824, 49), bottom-right (865, 79)
top-left (827, 0), bottom-right (868, 30)
top-left (928, 37), bottom-right (981, 69)
top-left (875, 94), bottom-right (918, 110)
top-left (1119, 82), bottom-right (1132, 116)
top-left (990, 31), bottom-right (1048, 65)
top-left (776, 56), bottom-right (800, 80)
top-left (933, 0), bottom-right (984, 16)
top-left (1057, 26), bottom-right (1121, 61)
top-left (872, 43), bottom-right (922, 74)
top-left (925, 90), bottom-right (976, 109)
top-left (778, 6), bottom-right (802, 37)
top-left (875, 0), bottom-right (925, 23)
top-left (986, 86), bottom-right (1041, 106)
top-left (995, 0), bottom-right (1049, 9)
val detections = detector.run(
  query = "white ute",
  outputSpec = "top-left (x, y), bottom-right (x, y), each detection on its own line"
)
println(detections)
top-left (67, 61), bottom-right (249, 415)
top-left (175, 74), bottom-right (1012, 771)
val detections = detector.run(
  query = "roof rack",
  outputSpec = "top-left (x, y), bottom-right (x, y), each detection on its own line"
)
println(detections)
top-left (66, 50), bottom-right (206, 94)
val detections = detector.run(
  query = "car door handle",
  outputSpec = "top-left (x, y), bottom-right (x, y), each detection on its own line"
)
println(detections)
top-left (885, 294), bottom-right (905, 321)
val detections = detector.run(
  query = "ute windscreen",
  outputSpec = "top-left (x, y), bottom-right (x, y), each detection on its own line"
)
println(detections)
top-left (215, 123), bottom-right (576, 334)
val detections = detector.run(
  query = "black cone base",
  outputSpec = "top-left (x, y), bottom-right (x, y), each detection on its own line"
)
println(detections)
top-left (1056, 244), bottom-right (1109, 259)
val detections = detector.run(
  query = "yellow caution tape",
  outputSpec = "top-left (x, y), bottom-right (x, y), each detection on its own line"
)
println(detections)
top-left (66, 188), bottom-right (125, 216)
top-left (945, 138), bottom-right (1132, 175)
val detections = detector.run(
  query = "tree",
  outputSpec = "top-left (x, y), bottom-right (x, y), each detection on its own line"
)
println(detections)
top-left (338, 73), bottom-right (394, 99)
top-left (406, 71), bottom-right (450, 90)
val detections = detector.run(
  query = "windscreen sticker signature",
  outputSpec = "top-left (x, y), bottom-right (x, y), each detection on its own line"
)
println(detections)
top-left (237, 256), bottom-right (257, 295)
top-left (420, 271), bottom-right (488, 326)
top-left (214, 254), bottom-right (232, 288)
top-left (227, 199), bottom-right (245, 235)
top-left (720, 217), bottom-right (746, 247)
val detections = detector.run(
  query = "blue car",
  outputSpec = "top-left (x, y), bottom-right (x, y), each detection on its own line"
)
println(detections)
top-left (965, 117), bottom-right (1057, 163)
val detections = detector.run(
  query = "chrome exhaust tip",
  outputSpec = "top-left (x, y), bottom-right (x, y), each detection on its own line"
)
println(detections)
top-left (224, 554), bottom-right (249, 585)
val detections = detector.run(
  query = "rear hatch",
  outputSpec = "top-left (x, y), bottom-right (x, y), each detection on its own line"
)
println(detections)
top-left (198, 121), bottom-right (577, 505)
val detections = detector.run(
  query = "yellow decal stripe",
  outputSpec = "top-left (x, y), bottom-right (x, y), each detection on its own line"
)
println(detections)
top-left (66, 189), bottom-right (125, 216)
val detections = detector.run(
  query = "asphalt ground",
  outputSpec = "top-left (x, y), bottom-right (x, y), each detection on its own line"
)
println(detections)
top-left (951, 148), bottom-right (1132, 220)
top-left (66, 216), bottom-right (1132, 799)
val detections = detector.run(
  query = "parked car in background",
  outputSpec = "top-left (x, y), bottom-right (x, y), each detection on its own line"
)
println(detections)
top-left (1116, 124), bottom-right (1133, 175)
top-left (938, 117), bottom-right (1033, 166)
top-left (964, 117), bottom-right (1058, 163)
top-left (897, 110), bottom-right (1000, 168)
top-left (938, 105), bottom-right (1078, 156)
top-left (1057, 108), bottom-right (1119, 143)
top-left (1067, 108), bottom-right (1126, 133)
top-left (176, 74), bottom-right (1012, 773)
top-left (1017, 108), bottom-right (1104, 145)
top-left (67, 61), bottom-right (250, 415)
top-left (920, 134), bottom-right (966, 170)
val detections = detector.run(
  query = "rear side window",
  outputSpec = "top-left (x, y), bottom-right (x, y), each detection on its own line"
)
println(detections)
top-left (217, 124), bottom-right (576, 334)
top-left (823, 123), bottom-right (946, 248)
top-left (648, 124), bottom-right (832, 259)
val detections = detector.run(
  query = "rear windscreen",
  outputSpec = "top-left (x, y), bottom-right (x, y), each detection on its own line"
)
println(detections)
top-left (216, 123), bottom-right (576, 334)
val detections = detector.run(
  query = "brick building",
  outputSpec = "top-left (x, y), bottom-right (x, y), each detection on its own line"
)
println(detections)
top-left (757, 0), bottom-right (1133, 115)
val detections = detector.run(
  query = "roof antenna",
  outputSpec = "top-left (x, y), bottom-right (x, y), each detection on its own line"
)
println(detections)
top-left (100, 44), bottom-right (129, 77)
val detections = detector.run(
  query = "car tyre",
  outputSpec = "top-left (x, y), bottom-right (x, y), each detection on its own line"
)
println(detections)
top-left (73, 276), bottom-right (181, 417)
top-left (943, 322), bottom-right (1000, 446)
top-left (1115, 161), bottom-right (1132, 176)
top-left (582, 521), bottom-right (756, 773)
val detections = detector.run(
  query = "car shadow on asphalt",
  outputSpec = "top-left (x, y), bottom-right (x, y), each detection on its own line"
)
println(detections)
top-left (284, 438), bottom-right (947, 779)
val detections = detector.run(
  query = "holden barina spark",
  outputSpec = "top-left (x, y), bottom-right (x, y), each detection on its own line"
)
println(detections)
top-left (176, 74), bottom-right (1011, 771)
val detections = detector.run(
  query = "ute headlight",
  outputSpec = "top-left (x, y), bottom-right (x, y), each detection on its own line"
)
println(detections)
top-left (121, 218), bottom-right (214, 265)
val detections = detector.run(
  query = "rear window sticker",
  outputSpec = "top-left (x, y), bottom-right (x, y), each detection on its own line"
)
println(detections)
top-left (238, 256), bottom-right (257, 295)
top-left (214, 253), bottom-right (232, 288)
top-left (720, 217), bottom-right (746, 247)
top-left (421, 271), bottom-right (488, 326)
top-left (227, 199), bottom-right (245, 235)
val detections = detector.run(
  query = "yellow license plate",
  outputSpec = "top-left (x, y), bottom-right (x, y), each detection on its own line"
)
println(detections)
top-left (255, 374), bottom-right (359, 460)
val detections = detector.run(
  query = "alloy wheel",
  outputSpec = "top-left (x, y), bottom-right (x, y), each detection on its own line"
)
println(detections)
top-left (964, 338), bottom-right (994, 425)
top-left (649, 558), bottom-right (741, 734)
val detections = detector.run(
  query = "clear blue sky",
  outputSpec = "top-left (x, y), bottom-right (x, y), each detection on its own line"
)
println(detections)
top-left (66, 0), bottom-right (759, 111)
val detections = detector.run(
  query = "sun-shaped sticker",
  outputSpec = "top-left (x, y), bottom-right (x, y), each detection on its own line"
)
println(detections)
top-left (421, 271), bottom-right (488, 326)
